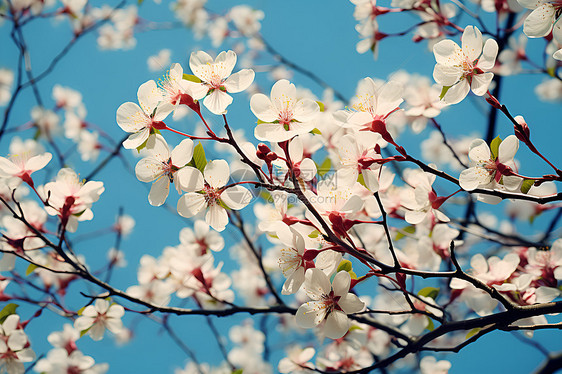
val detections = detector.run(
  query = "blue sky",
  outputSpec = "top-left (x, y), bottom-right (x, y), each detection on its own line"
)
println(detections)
top-left (1, 0), bottom-right (561, 372)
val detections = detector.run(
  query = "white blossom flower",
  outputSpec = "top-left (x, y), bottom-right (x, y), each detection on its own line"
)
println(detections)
top-left (251, 79), bottom-right (320, 142)
top-left (177, 160), bottom-right (252, 231)
top-left (0, 314), bottom-right (35, 374)
top-left (116, 80), bottom-right (174, 149)
top-left (74, 299), bottom-right (125, 341)
top-left (296, 269), bottom-right (364, 339)
top-left (135, 134), bottom-right (202, 206)
top-left (459, 135), bottom-right (521, 191)
top-left (433, 26), bottom-right (498, 104)
top-left (189, 50), bottom-right (255, 114)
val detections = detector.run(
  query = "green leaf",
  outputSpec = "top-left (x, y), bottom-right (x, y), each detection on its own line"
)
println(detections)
top-left (0, 303), bottom-right (19, 324)
top-left (547, 67), bottom-right (556, 77)
top-left (311, 128), bottom-right (322, 135)
top-left (426, 317), bottom-right (435, 331)
top-left (232, 370), bottom-right (243, 374)
top-left (138, 0), bottom-right (144, 4)
top-left (395, 225), bottom-right (415, 241)
top-left (317, 157), bottom-right (332, 177)
top-left (521, 179), bottom-right (535, 194)
top-left (26, 263), bottom-right (38, 276)
top-left (136, 137), bottom-right (150, 153)
top-left (316, 101), bottom-right (325, 112)
top-left (348, 325), bottom-right (363, 332)
top-left (77, 306), bottom-right (86, 316)
top-left (183, 74), bottom-right (202, 83)
top-left (490, 135), bottom-right (502, 160)
top-left (337, 259), bottom-right (353, 273)
top-left (357, 173), bottom-right (367, 188)
top-left (418, 287), bottom-right (440, 300)
top-left (191, 142), bottom-right (207, 172)
top-left (466, 327), bottom-right (481, 339)
top-left (257, 119), bottom-right (267, 125)
top-left (79, 327), bottom-right (91, 338)
top-left (308, 230), bottom-right (320, 238)
top-left (439, 86), bottom-right (451, 100)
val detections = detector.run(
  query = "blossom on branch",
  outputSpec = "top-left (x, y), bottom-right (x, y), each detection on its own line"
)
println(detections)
top-left (433, 26), bottom-right (498, 104)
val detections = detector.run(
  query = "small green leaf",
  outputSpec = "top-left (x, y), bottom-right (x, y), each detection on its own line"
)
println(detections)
top-left (257, 119), bottom-right (267, 125)
top-left (466, 328), bottom-right (481, 339)
top-left (426, 317), bottom-right (435, 331)
top-left (136, 137), bottom-right (150, 153)
top-left (183, 74), bottom-right (202, 83)
top-left (490, 135), bottom-right (502, 160)
top-left (79, 328), bottom-right (90, 338)
top-left (316, 101), bottom-right (325, 112)
top-left (546, 67), bottom-right (556, 77)
top-left (138, 0), bottom-right (144, 4)
top-left (191, 142), bottom-right (207, 172)
top-left (418, 287), bottom-right (440, 300)
top-left (317, 157), bottom-right (332, 177)
top-left (357, 173), bottom-right (367, 188)
top-left (77, 306), bottom-right (86, 316)
top-left (348, 325), bottom-right (363, 332)
top-left (311, 128), bottom-right (322, 135)
top-left (308, 230), bottom-right (320, 238)
top-left (521, 179), bottom-right (535, 194)
top-left (232, 370), bottom-right (243, 374)
top-left (395, 225), bottom-right (415, 241)
top-left (439, 86), bottom-right (451, 100)
top-left (337, 259), bottom-right (353, 273)
top-left (26, 263), bottom-right (38, 276)
top-left (0, 303), bottom-right (19, 324)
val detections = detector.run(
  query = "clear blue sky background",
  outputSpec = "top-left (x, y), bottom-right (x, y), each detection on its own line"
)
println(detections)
top-left (1, 0), bottom-right (561, 372)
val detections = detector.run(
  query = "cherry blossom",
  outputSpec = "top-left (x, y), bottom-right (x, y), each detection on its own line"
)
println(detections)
top-left (251, 79), bottom-right (320, 142)
top-left (296, 269), bottom-right (365, 339)
top-left (0, 151), bottom-right (52, 188)
top-left (189, 50), bottom-right (255, 115)
top-left (135, 134), bottom-right (202, 206)
top-left (518, 0), bottom-right (562, 39)
top-left (116, 80), bottom-right (174, 149)
top-left (178, 220), bottom-right (225, 255)
top-left (74, 299), bottom-right (125, 341)
top-left (338, 78), bottom-right (403, 142)
top-left (43, 168), bottom-right (105, 232)
top-left (34, 349), bottom-right (109, 374)
top-left (278, 346), bottom-right (315, 374)
top-left (433, 26), bottom-right (498, 104)
top-left (177, 160), bottom-right (252, 231)
top-left (0, 314), bottom-right (35, 374)
top-left (459, 135), bottom-right (522, 191)
top-left (157, 63), bottom-right (207, 110)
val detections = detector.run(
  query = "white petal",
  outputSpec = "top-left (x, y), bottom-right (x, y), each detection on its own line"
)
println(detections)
top-left (176, 167), bottom-right (204, 192)
top-left (148, 177), bottom-right (170, 206)
top-left (135, 158), bottom-right (164, 182)
top-left (137, 80), bottom-right (162, 116)
top-left (332, 271), bottom-right (351, 296)
top-left (221, 185), bottom-right (252, 210)
top-left (206, 204), bottom-right (228, 231)
top-left (171, 138), bottom-right (194, 167)
top-left (324, 310), bottom-right (350, 339)
top-left (303, 268), bottom-right (331, 299)
top-left (177, 193), bottom-right (206, 217)
top-left (296, 301), bottom-right (327, 328)
top-left (338, 293), bottom-right (365, 314)
top-left (478, 39), bottom-right (499, 70)
top-left (250, 93), bottom-right (277, 122)
top-left (443, 80), bottom-right (470, 104)
top-left (498, 135), bottom-right (519, 163)
top-left (293, 99), bottom-right (320, 123)
top-left (433, 39), bottom-right (461, 65)
top-left (116, 102), bottom-right (147, 133)
top-left (223, 69), bottom-right (255, 93)
top-left (523, 4), bottom-right (556, 37)
top-left (203, 90), bottom-right (233, 115)
top-left (204, 159), bottom-right (230, 188)
top-left (471, 72), bottom-right (494, 96)
top-left (462, 26), bottom-right (483, 62)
